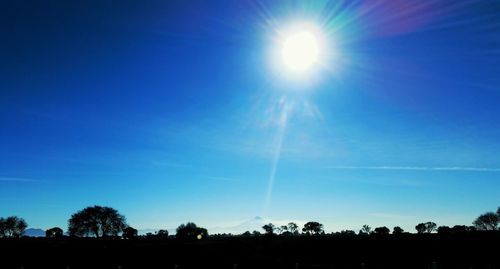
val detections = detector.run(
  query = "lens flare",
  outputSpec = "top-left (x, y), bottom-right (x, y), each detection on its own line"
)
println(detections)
top-left (281, 30), bottom-right (320, 72)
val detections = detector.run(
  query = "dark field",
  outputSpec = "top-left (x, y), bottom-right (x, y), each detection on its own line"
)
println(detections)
top-left (1, 233), bottom-right (499, 269)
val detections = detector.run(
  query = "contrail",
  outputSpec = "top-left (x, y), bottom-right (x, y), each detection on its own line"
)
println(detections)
top-left (263, 103), bottom-right (289, 215)
top-left (327, 166), bottom-right (500, 172)
top-left (0, 177), bottom-right (39, 182)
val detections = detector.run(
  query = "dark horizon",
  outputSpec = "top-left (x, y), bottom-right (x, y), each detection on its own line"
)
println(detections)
top-left (1, 0), bottom-right (500, 234)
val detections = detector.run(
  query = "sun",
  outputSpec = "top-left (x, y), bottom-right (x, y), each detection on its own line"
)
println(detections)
top-left (272, 21), bottom-right (328, 81)
top-left (281, 30), bottom-right (320, 72)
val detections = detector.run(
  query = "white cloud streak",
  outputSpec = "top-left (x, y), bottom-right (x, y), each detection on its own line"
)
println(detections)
top-left (206, 176), bottom-right (242, 182)
top-left (327, 166), bottom-right (500, 172)
top-left (0, 177), bottom-right (39, 182)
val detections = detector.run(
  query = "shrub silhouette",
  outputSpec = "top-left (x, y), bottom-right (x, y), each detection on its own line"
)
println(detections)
top-left (68, 205), bottom-right (127, 238)
top-left (437, 226), bottom-right (451, 234)
top-left (339, 230), bottom-right (356, 236)
top-left (122, 227), bottom-right (138, 239)
top-left (156, 229), bottom-right (169, 239)
top-left (393, 226), bottom-right (404, 235)
top-left (374, 226), bottom-right (390, 235)
top-left (451, 225), bottom-right (466, 233)
top-left (0, 216), bottom-right (27, 238)
top-left (416, 222), bottom-right (437, 234)
top-left (46, 227), bottom-right (63, 238)
top-left (176, 222), bottom-right (208, 240)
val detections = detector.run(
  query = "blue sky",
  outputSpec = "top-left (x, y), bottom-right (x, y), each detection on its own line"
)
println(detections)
top-left (1, 0), bottom-right (500, 233)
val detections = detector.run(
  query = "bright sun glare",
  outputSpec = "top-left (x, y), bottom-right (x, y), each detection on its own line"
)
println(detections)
top-left (281, 30), bottom-right (320, 72)
top-left (274, 22), bottom-right (328, 80)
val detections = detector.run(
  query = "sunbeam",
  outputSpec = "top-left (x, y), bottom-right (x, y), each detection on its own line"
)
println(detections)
top-left (263, 98), bottom-right (289, 215)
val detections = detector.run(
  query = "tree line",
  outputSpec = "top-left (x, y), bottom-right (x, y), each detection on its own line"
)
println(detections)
top-left (1, 205), bottom-right (499, 239)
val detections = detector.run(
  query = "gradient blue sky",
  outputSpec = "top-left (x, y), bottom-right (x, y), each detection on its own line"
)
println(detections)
top-left (1, 0), bottom-right (500, 233)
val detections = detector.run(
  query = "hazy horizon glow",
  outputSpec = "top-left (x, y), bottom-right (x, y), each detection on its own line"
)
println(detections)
top-left (1, 0), bottom-right (500, 234)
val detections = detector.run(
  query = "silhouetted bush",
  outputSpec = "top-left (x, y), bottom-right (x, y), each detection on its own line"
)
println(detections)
top-left (393, 226), bottom-right (404, 235)
top-left (156, 229), bottom-right (169, 239)
top-left (122, 227), bottom-right (138, 239)
top-left (176, 222), bottom-right (208, 240)
top-left (415, 222), bottom-right (437, 234)
top-left (374, 226), bottom-right (390, 235)
top-left (437, 226), bottom-right (451, 235)
top-left (45, 227), bottom-right (63, 238)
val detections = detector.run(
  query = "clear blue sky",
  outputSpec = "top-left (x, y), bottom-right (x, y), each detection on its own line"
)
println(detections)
top-left (1, 0), bottom-right (499, 233)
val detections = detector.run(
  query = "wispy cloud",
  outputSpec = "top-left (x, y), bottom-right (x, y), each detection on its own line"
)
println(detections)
top-left (0, 177), bottom-right (39, 182)
top-left (369, 213), bottom-right (416, 219)
top-left (327, 166), bottom-right (500, 172)
top-left (151, 160), bottom-right (191, 168)
top-left (206, 176), bottom-right (241, 182)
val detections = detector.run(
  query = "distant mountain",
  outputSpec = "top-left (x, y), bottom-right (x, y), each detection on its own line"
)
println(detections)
top-left (210, 216), bottom-right (267, 235)
top-left (24, 228), bottom-right (45, 237)
top-left (138, 217), bottom-right (303, 236)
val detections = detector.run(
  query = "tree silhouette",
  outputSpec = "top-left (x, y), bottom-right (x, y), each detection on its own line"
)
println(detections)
top-left (287, 222), bottom-right (299, 235)
top-left (416, 222), bottom-right (437, 234)
top-left (122, 227), bottom-right (138, 239)
top-left (473, 212), bottom-right (499, 231)
top-left (360, 225), bottom-right (372, 235)
top-left (451, 225), bottom-right (470, 234)
top-left (437, 226), bottom-right (451, 235)
top-left (68, 205), bottom-right (126, 238)
top-left (0, 216), bottom-right (27, 238)
top-left (241, 231), bottom-right (252, 236)
top-left (176, 222), bottom-right (208, 240)
top-left (374, 226), bottom-right (390, 235)
top-left (156, 229), bottom-right (169, 239)
top-left (275, 225), bottom-right (285, 235)
top-left (45, 227), bottom-right (63, 238)
top-left (339, 230), bottom-right (356, 236)
top-left (424, 222), bottom-right (437, 233)
top-left (262, 223), bottom-right (275, 235)
top-left (415, 223), bottom-right (426, 234)
top-left (393, 226), bottom-right (404, 235)
top-left (302, 221), bottom-right (324, 235)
